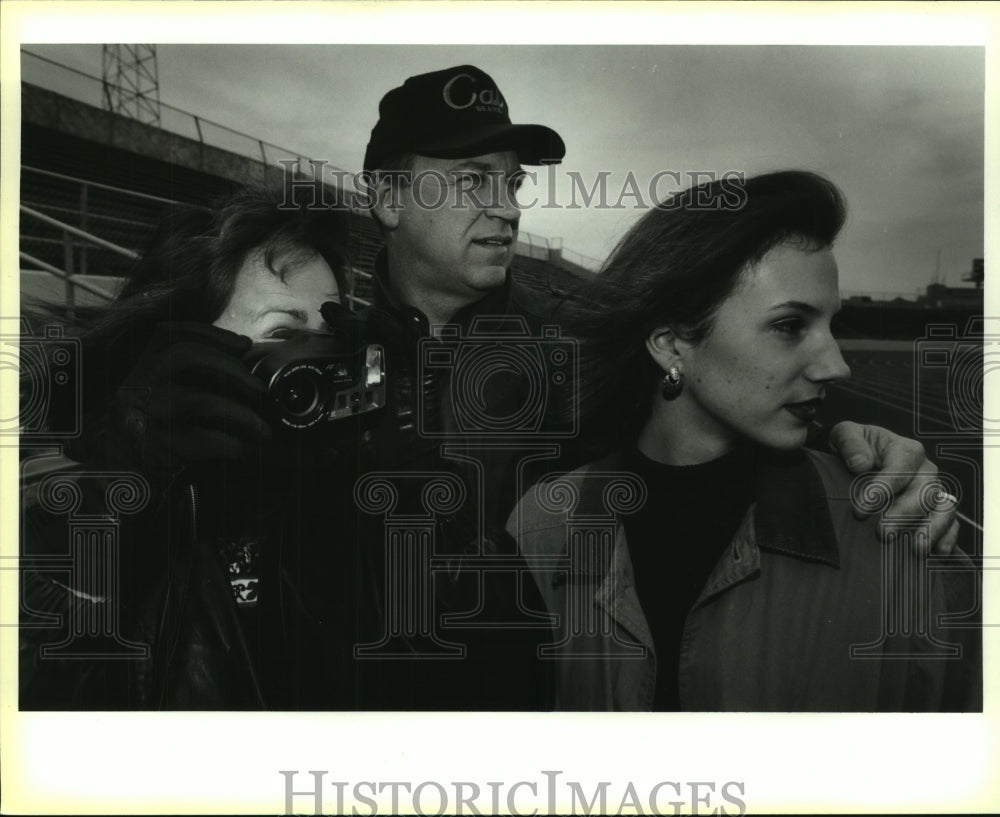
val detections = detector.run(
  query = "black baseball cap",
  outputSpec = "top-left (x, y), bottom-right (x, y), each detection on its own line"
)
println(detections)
top-left (363, 65), bottom-right (566, 172)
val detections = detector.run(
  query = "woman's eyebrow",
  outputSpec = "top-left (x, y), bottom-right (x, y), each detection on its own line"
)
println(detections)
top-left (253, 306), bottom-right (309, 323)
top-left (767, 300), bottom-right (820, 314)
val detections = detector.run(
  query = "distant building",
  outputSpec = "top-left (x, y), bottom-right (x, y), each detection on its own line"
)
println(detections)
top-left (836, 258), bottom-right (983, 340)
top-left (919, 259), bottom-right (984, 310)
top-left (919, 282), bottom-right (984, 310)
top-left (963, 257), bottom-right (984, 289)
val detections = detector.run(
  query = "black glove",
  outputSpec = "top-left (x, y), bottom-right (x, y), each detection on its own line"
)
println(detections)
top-left (109, 322), bottom-right (271, 480)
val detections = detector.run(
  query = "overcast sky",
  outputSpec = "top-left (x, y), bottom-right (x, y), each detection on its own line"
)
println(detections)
top-left (19, 38), bottom-right (985, 296)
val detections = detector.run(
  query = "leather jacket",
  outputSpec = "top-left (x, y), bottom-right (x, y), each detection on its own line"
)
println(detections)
top-left (19, 257), bottom-right (562, 711)
top-left (19, 450), bottom-right (369, 710)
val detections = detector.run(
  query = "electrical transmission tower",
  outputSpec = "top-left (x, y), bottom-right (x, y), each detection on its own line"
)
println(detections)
top-left (101, 45), bottom-right (161, 126)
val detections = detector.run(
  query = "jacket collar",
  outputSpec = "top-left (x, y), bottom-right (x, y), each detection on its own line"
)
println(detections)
top-left (577, 446), bottom-right (841, 571)
top-left (371, 248), bottom-right (521, 334)
top-left (751, 450), bottom-right (840, 567)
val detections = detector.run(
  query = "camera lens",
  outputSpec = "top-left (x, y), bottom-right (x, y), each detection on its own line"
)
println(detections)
top-left (273, 366), bottom-right (322, 426)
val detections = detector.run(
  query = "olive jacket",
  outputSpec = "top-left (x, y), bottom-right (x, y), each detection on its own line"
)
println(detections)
top-left (507, 448), bottom-right (981, 711)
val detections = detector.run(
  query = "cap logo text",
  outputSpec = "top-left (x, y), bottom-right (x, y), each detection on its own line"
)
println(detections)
top-left (443, 73), bottom-right (505, 112)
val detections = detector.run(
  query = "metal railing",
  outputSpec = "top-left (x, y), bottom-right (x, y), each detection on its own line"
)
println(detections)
top-left (557, 247), bottom-right (601, 273)
top-left (22, 49), bottom-right (355, 183)
top-left (21, 205), bottom-right (140, 261)
top-left (346, 269), bottom-right (372, 309)
top-left (20, 205), bottom-right (133, 310)
top-left (20, 168), bottom-right (374, 311)
top-left (24, 165), bottom-right (180, 206)
top-left (21, 165), bottom-right (174, 284)
top-left (21, 49), bottom-right (594, 267)
top-left (515, 231), bottom-right (551, 262)
top-left (21, 201), bottom-right (373, 312)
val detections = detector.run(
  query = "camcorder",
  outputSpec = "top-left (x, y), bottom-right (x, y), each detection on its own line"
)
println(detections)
top-left (244, 327), bottom-right (387, 440)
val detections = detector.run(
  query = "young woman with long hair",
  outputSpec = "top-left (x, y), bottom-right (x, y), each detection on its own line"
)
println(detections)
top-left (508, 170), bottom-right (980, 711)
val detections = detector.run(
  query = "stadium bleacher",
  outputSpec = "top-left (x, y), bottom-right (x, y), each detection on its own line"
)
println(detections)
top-left (21, 166), bottom-right (171, 282)
top-left (19, 82), bottom-right (594, 314)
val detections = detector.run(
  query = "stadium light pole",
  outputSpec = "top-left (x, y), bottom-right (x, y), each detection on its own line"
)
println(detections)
top-left (101, 44), bottom-right (161, 127)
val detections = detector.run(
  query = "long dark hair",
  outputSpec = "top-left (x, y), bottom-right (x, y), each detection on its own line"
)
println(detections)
top-left (22, 185), bottom-right (352, 447)
top-left (85, 184), bottom-right (351, 347)
top-left (560, 169), bottom-right (847, 453)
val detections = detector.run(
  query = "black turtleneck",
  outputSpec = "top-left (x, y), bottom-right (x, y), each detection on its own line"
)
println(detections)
top-left (621, 444), bottom-right (757, 710)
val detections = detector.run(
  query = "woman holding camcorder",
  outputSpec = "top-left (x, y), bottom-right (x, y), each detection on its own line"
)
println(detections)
top-left (19, 187), bottom-right (368, 710)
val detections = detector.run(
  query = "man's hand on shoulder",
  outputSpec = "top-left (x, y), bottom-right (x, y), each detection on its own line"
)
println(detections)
top-left (828, 420), bottom-right (959, 555)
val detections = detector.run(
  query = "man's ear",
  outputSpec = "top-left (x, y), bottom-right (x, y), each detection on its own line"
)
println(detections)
top-left (371, 175), bottom-right (402, 231)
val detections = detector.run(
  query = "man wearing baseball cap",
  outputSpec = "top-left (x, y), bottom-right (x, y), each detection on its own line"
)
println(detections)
top-left (363, 64), bottom-right (564, 172)
top-left (338, 65), bottom-right (568, 710)
top-left (355, 64), bottom-right (572, 541)
top-left (362, 64), bottom-right (565, 328)
top-left (338, 63), bottom-right (960, 711)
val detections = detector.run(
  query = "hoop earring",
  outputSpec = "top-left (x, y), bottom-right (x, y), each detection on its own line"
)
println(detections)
top-left (661, 364), bottom-right (683, 401)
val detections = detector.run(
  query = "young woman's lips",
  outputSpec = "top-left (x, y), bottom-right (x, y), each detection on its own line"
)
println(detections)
top-left (783, 399), bottom-right (823, 423)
